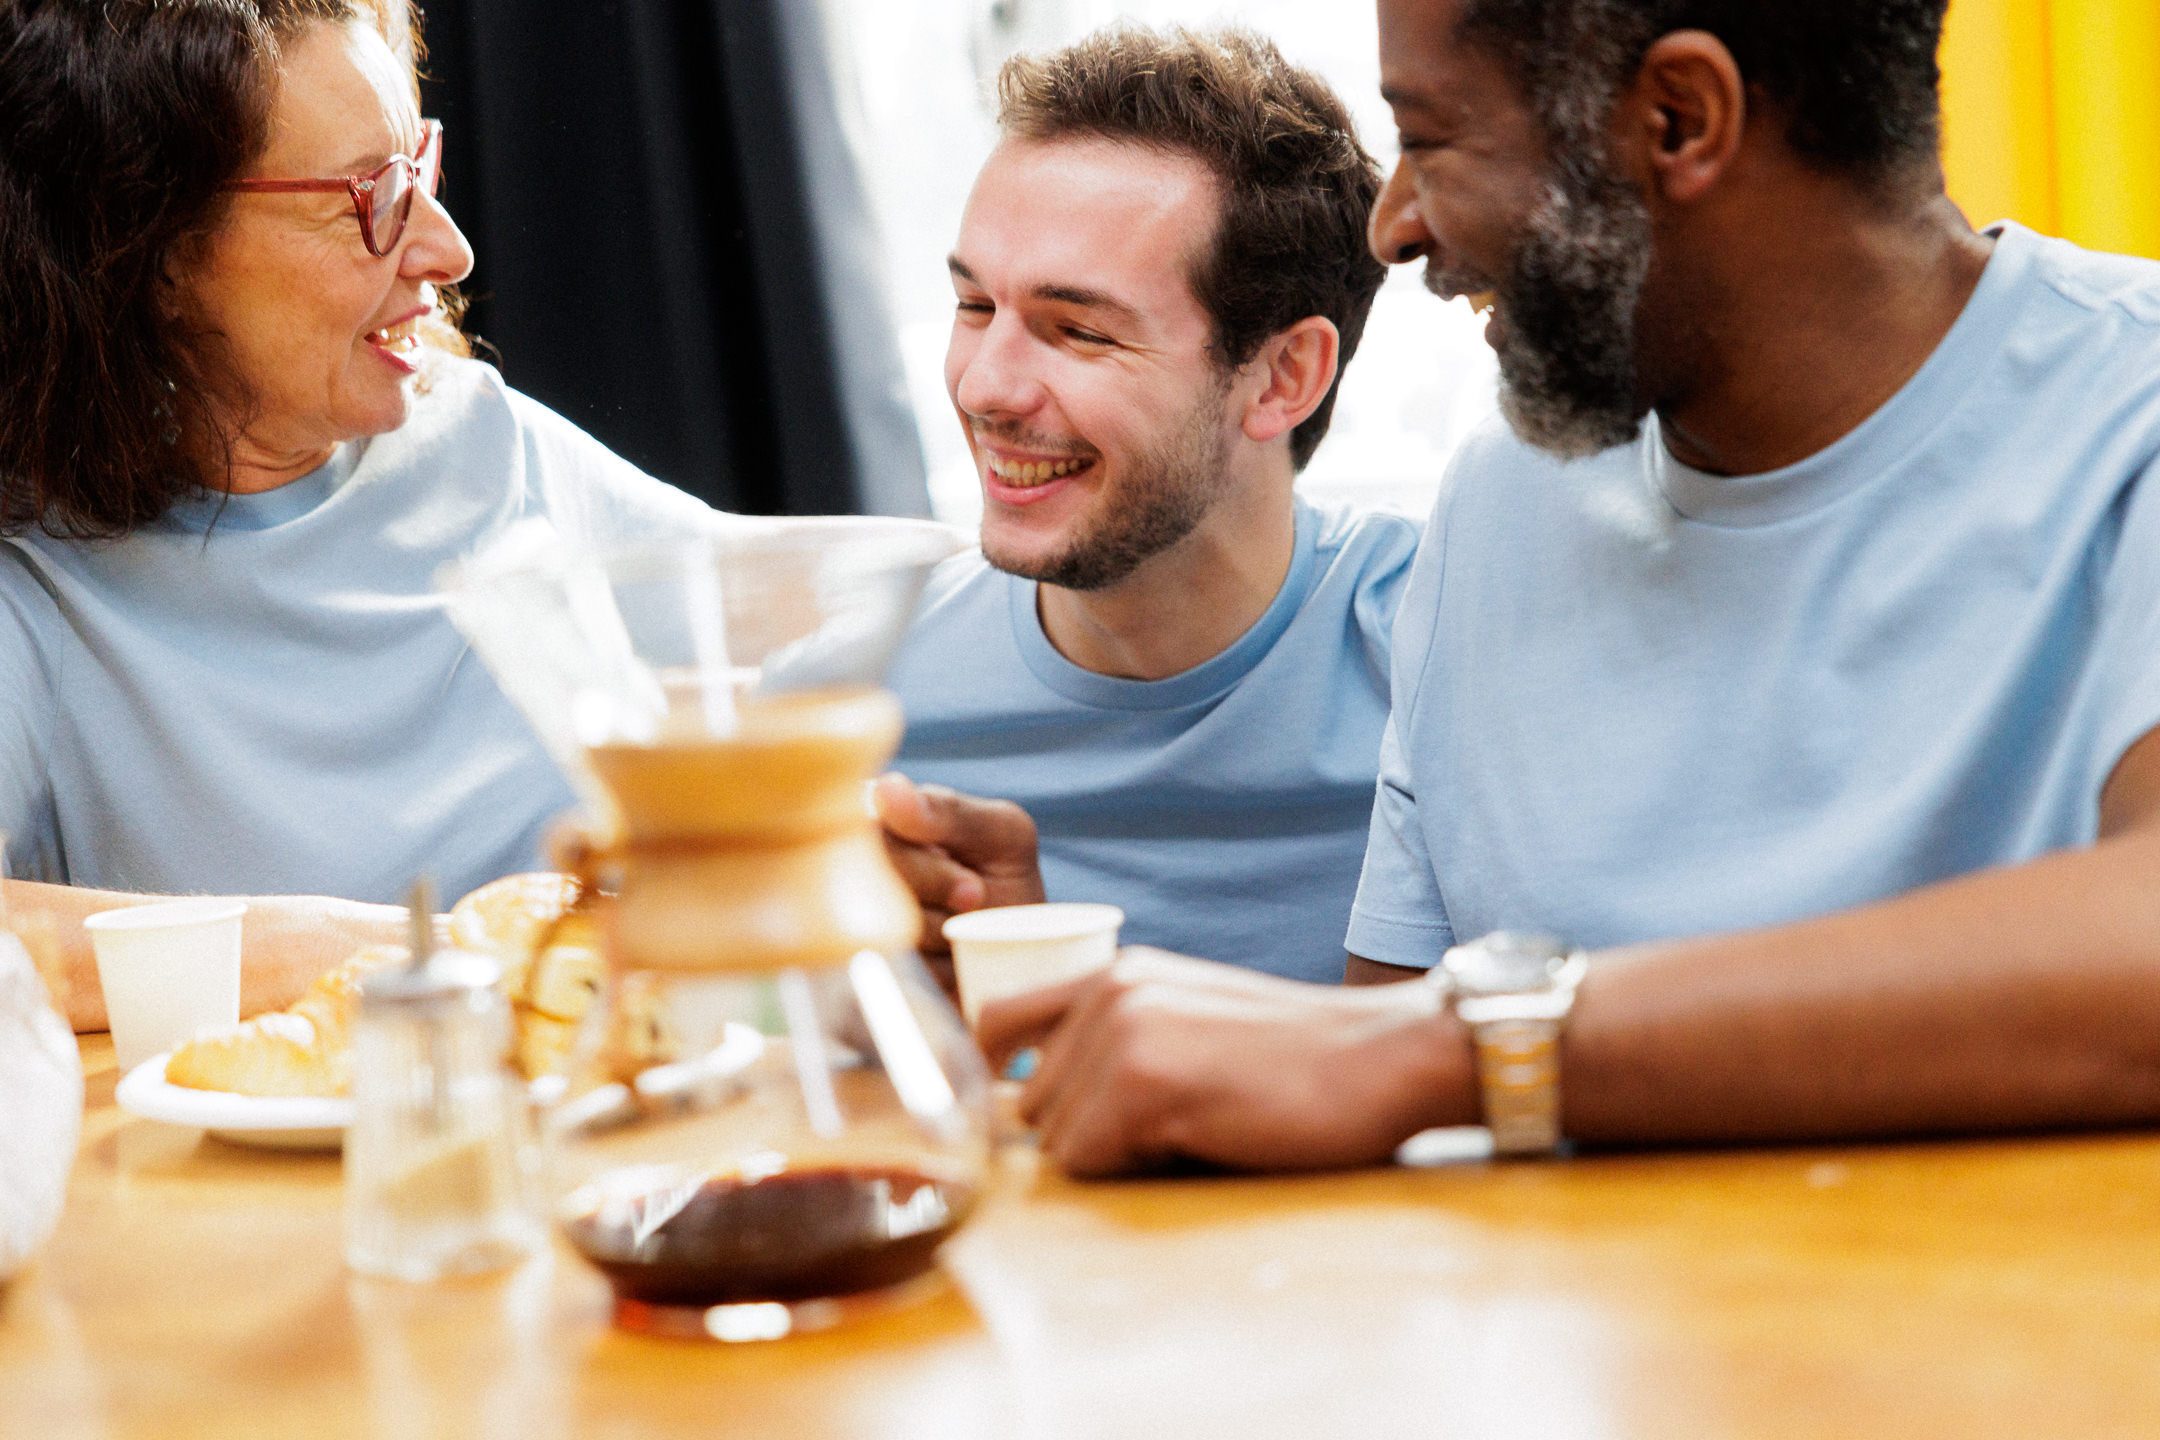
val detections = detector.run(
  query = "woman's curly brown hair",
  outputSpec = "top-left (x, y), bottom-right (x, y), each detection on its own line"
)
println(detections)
top-left (0, 0), bottom-right (458, 539)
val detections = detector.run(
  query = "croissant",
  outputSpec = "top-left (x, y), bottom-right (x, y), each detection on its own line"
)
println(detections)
top-left (165, 945), bottom-right (403, 1096)
top-left (450, 871), bottom-right (603, 1078)
top-left (165, 874), bottom-right (604, 1097)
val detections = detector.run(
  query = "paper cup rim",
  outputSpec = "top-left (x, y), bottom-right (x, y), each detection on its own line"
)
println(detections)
top-left (942, 902), bottom-right (1124, 944)
top-left (84, 897), bottom-right (249, 932)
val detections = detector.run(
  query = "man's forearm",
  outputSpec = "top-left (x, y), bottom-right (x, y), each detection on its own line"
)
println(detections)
top-left (1345, 953), bottom-right (1421, 986)
top-left (1560, 828), bottom-right (2160, 1145)
top-left (5, 879), bottom-right (411, 1033)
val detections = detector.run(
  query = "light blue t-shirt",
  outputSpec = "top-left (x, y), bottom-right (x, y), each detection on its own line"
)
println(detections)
top-left (1348, 223), bottom-right (2160, 965)
top-left (889, 498), bottom-right (1421, 983)
top-left (0, 358), bottom-right (718, 903)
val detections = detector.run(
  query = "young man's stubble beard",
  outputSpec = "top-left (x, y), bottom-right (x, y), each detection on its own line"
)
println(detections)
top-left (980, 365), bottom-right (1238, 592)
top-left (1434, 149), bottom-right (1656, 462)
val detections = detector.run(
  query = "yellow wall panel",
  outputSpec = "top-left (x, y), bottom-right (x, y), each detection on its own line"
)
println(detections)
top-left (1942, 0), bottom-right (2160, 259)
top-left (2048, 0), bottom-right (2160, 258)
top-left (1942, 0), bottom-right (2057, 232)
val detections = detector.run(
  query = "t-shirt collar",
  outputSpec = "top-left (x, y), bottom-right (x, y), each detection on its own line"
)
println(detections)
top-left (1650, 221), bottom-right (2038, 528)
top-left (157, 438), bottom-right (368, 535)
top-left (1009, 498), bottom-right (1320, 711)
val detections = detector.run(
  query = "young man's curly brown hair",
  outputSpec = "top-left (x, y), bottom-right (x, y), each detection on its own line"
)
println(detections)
top-left (997, 26), bottom-right (1387, 471)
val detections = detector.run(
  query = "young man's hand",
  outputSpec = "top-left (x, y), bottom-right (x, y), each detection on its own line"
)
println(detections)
top-left (976, 947), bottom-right (1475, 1177)
top-left (874, 774), bottom-right (1046, 982)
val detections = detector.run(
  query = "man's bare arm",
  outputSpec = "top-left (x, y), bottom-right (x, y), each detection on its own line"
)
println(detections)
top-left (985, 729), bottom-right (2160, 1174)
top-left (1345, 954), bottom-right (1420, 985)
top-left (5, 879), bottom-right (413, 1033)
top-left (1556, 726), bottom-right (2160, 1142)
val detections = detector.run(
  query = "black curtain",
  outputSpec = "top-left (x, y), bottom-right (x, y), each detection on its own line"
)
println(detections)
top-left (416, 0), bottom-right (929, 517)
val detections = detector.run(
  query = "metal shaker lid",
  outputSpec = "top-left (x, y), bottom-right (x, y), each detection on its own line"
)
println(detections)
top-left (359, 947), bottom-right (503, 1008)
top-left (359, 875), bottom-right (503, 1008)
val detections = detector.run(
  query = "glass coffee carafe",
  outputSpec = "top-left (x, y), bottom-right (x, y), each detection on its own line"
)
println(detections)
top-left (443, 517), bottom-right (989, 1341)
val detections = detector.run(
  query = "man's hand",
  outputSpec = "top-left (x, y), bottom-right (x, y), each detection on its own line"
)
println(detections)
top-left (874, 774), bottom-right (1045, 967)
top-left (976, 947), bottom-right (1475, 1178)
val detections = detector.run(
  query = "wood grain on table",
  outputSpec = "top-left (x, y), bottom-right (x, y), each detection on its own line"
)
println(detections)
top-left (4, 1036), bottom-right (2158, 1439)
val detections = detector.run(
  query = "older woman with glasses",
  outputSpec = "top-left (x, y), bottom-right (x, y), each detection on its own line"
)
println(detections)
top-left (0, 0), bottom-right (725, 1028)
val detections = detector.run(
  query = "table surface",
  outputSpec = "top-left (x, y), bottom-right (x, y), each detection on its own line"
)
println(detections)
top-left (5, 1037), bottom-right (2159, 1440)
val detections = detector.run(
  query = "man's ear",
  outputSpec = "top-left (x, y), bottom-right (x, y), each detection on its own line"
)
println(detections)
top-left (1240, 315), bottom-right (1340, 446)
top-left (1616, 29), bottom-right (1747, 205)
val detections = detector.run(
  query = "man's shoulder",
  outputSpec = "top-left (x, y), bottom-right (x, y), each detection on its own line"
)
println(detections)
top-left (887, 546), bottom-right (1034, 718)
top-left (1303, 494), bottom-right (1423, 571)
top-left (1296, 496), bottom-right (1424, 635)
top-left (411, 351), bottom-right (511, 415)
top-left (896, 547), bottom-right (1017, 656)
top-left (913, 545), bottom-right (1007, 617)
top-left (2023, 229), bottom-right (2160, 333)
top-left (1447, 409), bottom-right (1631, 476)
top-left (1991, 230), bottom-right (2160, 467)
top-left (2009, 228), bottom-right (2160, 404)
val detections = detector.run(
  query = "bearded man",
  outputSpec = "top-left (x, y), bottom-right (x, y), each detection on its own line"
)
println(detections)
top-left (970, 0), bottom-right (2160, 1175)
top-left (878, 26), bottom-right (1419, 984)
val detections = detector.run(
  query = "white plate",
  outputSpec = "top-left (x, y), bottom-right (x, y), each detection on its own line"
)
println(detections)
top-left (115, 1053), bottom-right (350, 1151)
top-left (111, 1023), bottom-right (767, 1153)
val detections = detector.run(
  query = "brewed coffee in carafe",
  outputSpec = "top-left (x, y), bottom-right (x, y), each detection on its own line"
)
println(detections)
top-left (444, 518), bottom-right (990, 1340)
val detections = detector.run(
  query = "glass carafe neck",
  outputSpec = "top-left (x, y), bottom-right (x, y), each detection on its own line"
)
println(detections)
top-left (573, 687), bottom-right (920, 972)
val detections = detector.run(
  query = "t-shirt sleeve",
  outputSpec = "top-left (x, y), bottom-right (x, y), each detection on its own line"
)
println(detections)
top-left (0, 553), bottom-right (60, 881)
top-left (1343, 710), bottom-right (1454, 967)
top-left (1351, 513), bottom-right (1424, 678)
top-left (2092, 454), bottom-right (2160, 797)
top-left (1343, 475), bottom-right (1461, 968)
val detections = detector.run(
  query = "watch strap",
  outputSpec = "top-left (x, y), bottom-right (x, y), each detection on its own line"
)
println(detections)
top-left (1461, 1013), bottom-right (1566, 1156)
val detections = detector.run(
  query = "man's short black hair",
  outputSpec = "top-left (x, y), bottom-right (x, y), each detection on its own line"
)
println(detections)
top-left (1458, 0), bottom-right (1952, 186)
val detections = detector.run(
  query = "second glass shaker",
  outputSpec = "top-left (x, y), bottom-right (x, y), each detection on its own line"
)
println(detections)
top-left (343, 942), bottom-right (543, 1282)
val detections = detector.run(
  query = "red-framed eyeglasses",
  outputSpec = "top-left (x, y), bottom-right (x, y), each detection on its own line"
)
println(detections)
top-left (225, 119), bottom-right (444, 258)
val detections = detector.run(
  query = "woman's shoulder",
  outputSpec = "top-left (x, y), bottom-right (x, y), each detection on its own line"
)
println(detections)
top-left (393, 353), bottom-right (527, 447)
top-left (0, 541), bottom-right (64, 641)
top-left (395, 354), bottom-right (626, 464)
top-left (385, 357), bottom-right (720, 542)
top-left (0, 542), bottom-right (62, 739)
top-left (357, 354), bottom-right (518, 472)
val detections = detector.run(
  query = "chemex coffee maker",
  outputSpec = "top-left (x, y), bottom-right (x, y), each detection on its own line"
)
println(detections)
top-left (443, 517), bottom-right (989, 1341)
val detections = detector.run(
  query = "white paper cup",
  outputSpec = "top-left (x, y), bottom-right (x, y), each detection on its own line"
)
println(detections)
top-left (942, 903), bottom-right (1123, 1027)
top-left (84, 898), bottom-right (247, 1072)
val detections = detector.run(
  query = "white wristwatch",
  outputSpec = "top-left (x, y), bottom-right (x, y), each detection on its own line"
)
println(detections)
top-left (1433, 932), bottom-right (1588, 1157)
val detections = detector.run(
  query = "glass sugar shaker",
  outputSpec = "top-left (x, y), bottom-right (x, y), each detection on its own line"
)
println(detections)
top-left (343, 882), bottom-right (544, 1282)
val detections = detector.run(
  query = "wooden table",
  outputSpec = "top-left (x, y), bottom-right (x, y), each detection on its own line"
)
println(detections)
top-left (6, 1037), bottom-right (2160, 1439)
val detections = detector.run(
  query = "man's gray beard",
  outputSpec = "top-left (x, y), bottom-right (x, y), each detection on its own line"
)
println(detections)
top-left (981, 380), bottom-right (1233, 593)
top-left (1486, 165), bottom-right (1655, 461)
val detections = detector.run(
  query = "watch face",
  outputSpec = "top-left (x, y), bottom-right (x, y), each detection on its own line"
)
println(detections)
top-left (1447, 931), bottom-right (1571, 995)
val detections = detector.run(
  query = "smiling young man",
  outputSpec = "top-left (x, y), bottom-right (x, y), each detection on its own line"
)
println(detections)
top-left (878, 27), bottom-right (1418, 984)
top-left (968, 0), bottom-right (2160, 1176)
